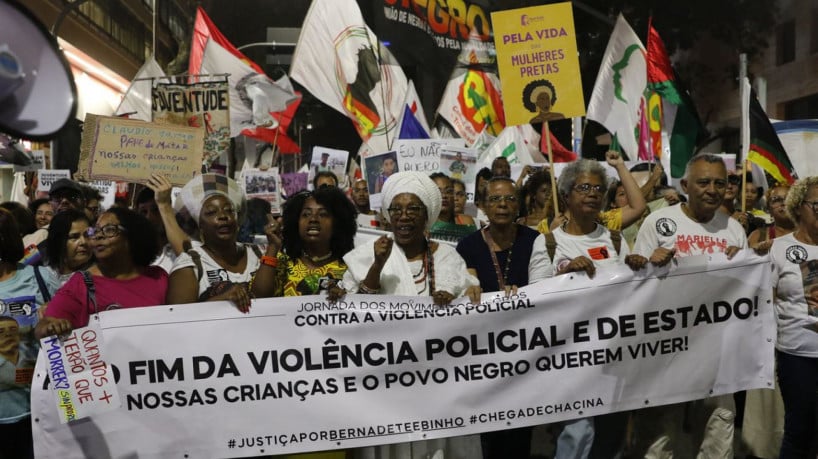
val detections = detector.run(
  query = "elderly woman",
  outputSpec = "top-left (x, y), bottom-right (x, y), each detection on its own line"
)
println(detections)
top-left (267, 187), bottom-right (356, 298)
top-left (548, 159), bottom-right (647, 458)
top-left (167, 174), bottom-right (275, 313)
top-left (43, 209), bottom-right (92, 287)
top-left (767, 177), bottom-right (818, 458)
top-left (342, 171), bottom-right (481, 305)
top-left (342, 172), bottom-right (482, 459)
top-left (35, 207), bottom-right (165, 338)
top-left (0, 208), bottom-right (59, 458)
top-left (456, 176), bottom-right (552, 459)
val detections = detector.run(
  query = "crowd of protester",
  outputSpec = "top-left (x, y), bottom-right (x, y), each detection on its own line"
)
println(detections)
top-left (0, 151), bottom-right (814, 459)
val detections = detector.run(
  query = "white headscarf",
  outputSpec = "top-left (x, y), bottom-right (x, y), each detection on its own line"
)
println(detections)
top-left (380, 171), bottom-right (441, 229)
top-left (179, 173), bottom-right (246, 222)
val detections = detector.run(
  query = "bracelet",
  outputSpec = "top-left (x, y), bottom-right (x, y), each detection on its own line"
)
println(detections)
top-left (260, 255), bottom-right (278, 267)
top-left (358, 281), bottom-right (380, 294)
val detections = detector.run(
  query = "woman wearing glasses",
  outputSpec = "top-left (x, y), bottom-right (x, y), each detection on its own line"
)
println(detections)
top-left (455, 177), bottom-right (552, 459)
top-left (764, 177), bottom-right (818, 458)
top-left (35, 207), bottom-right (165, 338)
top-left (546, 160), bottom-right (647, 459)
top-left (342, 171), bottom-right (480, 306)
top-left (341, 171), bottom-right (481, 458)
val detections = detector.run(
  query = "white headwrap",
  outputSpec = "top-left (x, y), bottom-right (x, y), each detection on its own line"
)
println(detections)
top-left (380, 171), bottom-right (441, 229)
top-left (179, 173), bottom-right (246, 222)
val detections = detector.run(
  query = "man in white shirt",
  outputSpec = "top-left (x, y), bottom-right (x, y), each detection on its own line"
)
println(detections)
top-left (631, 153), bottom-right (747, 458)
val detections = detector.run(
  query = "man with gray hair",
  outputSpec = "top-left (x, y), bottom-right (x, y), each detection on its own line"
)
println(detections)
top-left (631, 153), bottom-right (747, 457)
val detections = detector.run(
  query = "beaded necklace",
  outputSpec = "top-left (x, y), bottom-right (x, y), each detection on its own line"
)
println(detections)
top-left (481, 226), bottom-right (513, 290)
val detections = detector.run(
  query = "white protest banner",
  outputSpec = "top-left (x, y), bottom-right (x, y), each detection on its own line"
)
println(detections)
top-left (394, 138), bottom-right (465, 174)
top-left (41, 320), bottom-right (121, 423)
top-left (33, 254), bottom-right (774, 458)
top-left (242, 167), bottom-right (283, 213)
top-left (37, 169), bottom-right (70, 192)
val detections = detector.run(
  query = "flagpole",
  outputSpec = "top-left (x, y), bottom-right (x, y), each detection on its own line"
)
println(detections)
top-left (543, 122), bottom-right (559, 216)
top-left (373, 40), bottom-right (392, 150)
top-left (741, 160), bottom-right (748, 213)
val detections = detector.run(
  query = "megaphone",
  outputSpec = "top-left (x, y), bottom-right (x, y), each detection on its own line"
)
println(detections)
top-left (0, 1), bottom-right (77, 140)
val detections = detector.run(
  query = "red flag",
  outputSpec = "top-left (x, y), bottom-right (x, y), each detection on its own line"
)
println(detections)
top-left (189, 7), bottom-right (263, 76)
top-left (540, 125), bottom-right (577, 163)
top-left (189, 7), bottom-right (300, 153)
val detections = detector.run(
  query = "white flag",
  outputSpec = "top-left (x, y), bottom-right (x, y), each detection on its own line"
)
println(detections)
top-left (478, 126), bottom-right (533, 167)
top-left (291, 0), bottom-right (408, 154)
top-left (115, 56), bottom-right (165, 121)
top-left (200, 40), bottom-right (298, 137)
top-left (587, 15), bottom-right (646, 159)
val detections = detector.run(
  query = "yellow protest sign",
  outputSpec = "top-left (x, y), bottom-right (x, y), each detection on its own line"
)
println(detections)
top-left (77, 114), bottom-right (204, 186)
top-left (492, 3), bottom-right (584, 126)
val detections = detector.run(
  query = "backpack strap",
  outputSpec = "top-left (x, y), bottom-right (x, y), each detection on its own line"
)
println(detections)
top-left (544, 231), bottom-right (557, 261)
top-left (33, 265), bottom-right (51, 303)
top-left (80, 270), bottom-right (98, 316)
top-left (609, 229), bottom-right (622, 255)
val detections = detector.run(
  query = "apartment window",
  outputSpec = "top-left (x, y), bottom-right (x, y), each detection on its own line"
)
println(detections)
top-left (783, 93), bottom-right (818, 119)
top-left (777, 19), bottom-right (796, 65)
top-left (77, 0), bottom-right (147, 60)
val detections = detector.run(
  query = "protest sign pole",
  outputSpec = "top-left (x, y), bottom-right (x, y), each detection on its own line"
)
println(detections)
top-left (543, 121), bottom-right (559, 214)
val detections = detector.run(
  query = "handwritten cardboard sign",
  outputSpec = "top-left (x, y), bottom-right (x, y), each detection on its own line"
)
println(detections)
top-left (77, 114), bottom-right (204, 186)
top-left (41, 320), bottom-right (121, 423)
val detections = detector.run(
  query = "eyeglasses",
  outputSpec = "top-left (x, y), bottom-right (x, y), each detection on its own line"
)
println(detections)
top-left (802, 200), bottom-right (818, 213)
top-left (387, 205), bottom-right (426, 219)
top-left (572, 184), bottom-right (605, 195)
top-left (727, 175), bottom-right (741, 185)
top-left (84, 224), bottom-right (126, 239)
top-left (486, 195), bottom-right (518, 205)
top-left (768, 196), bottom-right (786, 205)
top-left (437, 187), bottom-right (454, 195)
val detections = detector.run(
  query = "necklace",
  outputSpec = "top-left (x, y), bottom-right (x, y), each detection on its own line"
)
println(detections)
top-left (302, 251), bottom-right (333, 263)
top-left (481, 226), bottom-right (514, 290)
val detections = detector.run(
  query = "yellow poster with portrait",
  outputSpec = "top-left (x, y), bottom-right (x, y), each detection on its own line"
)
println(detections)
top-left (491, 3), bottom-right (584, 126)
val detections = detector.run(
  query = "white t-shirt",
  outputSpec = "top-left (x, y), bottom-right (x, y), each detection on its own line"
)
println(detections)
top-left (633, 204), bottom-right (747, 258)
top-left (170, 244), bottom-right (260, 298)
top-left (551, 224), bottom-right (630, 273)
top-left (152, 241), bottom-right (202, 274)
top-left (770, 232), bottom-right (818, 357)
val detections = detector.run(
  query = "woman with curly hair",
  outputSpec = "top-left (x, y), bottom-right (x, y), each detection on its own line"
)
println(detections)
top-left (265, 186), bottom-right (356, 298)
top-left (517, 169), bottom-right (554, 228)
top-left (524, 79), bottom-right (565, 123)
top-left (35, 207), bottom-right (166, 337)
